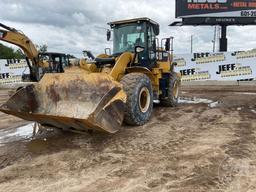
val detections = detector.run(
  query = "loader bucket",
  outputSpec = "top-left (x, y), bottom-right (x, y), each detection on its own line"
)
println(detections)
top-left (0, 72), bottom-right (126, 133)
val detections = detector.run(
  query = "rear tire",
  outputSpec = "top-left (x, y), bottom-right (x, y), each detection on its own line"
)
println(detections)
top-left (121, 73), bottom-right (153, 126)
top-left (160, 73), bottom-right (180, 107)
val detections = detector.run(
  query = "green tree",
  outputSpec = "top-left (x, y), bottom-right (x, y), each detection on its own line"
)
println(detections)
top-left (0, 43), bottom-right (25, 59)
top-left (14, 49), bottom-right (25, 59)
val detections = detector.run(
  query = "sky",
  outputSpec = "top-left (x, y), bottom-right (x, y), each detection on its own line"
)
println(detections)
top-left (0, 0), bottom-right (256, 57)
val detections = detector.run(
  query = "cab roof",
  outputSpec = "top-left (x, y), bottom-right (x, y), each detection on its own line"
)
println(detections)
top-left (108, 17), bottom-right (160, 35)
top-left (40, 52), bottom-right (66, 56)
top-left (109, 17), bottom-right (158, 26)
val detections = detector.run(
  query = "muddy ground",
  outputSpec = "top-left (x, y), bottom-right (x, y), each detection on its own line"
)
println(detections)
top-left (0, 85), bottom-right (255, 192)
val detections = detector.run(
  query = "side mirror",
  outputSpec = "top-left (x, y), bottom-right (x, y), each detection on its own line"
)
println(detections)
top-left (153, 25), bottom-right (160, 36)
top-left (83, 50), bottom-right (95, 60)
top-left (135, 46), bottom-right (145, 53)
top-left (107, 30), bottom-right (111, 41)
top-left (165, 38), bottom-right (170, 51)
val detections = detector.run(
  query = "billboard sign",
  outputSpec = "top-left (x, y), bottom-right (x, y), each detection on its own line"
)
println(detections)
top-left (176, 0), bottom-right (256, 25)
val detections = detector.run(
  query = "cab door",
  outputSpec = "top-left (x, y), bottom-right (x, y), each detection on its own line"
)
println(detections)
top-left (146, 24), bottom-right (157, 69)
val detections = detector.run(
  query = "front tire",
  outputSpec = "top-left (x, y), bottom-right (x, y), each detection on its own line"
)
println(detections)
top-left (121, 73), bottom-right (153, 126)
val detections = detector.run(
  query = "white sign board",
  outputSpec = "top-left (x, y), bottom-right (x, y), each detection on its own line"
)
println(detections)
top-left (174, 49), bottom-right (256, 81)
top-left (0, 59), bottom-right (29, 85)
top-left (0, 49), bottom-right (256, 85)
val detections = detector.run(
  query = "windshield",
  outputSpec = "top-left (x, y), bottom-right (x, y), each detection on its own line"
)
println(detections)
top-left (113, 23), bottom-right (146, 55)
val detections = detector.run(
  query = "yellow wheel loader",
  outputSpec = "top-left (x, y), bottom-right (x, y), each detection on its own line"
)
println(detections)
top-left (0, 18), bottom-right (180, 133)
top-left (0, 23), bottom-right (68, 82)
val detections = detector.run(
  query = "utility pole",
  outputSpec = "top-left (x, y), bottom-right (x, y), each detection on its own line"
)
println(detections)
top-left (212, 26), bottom-right (217, 52)
top-left (212, 26), bottom-right (221, 52)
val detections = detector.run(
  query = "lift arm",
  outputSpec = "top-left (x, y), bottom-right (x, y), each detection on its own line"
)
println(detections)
top-left (0, 23), bottom-right (40, 65)
top-left (0, 23), bottom-right (49, 81)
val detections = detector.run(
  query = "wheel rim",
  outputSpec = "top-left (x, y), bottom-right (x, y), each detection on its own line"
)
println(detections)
top-left (173, 81), bottom-right (179, 99)
top-left (139, 87), bottom-right (150, 113)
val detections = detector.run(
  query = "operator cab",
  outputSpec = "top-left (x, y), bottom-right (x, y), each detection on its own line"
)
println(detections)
top-left (108, 17), bottom-right (160, 69)
top-left (23, 52), bottom-right (69, 82)
top-left (39, 52), bottom-right (68, 73)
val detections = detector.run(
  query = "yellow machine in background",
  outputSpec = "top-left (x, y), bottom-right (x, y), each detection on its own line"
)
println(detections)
top-left (0, 23), bottom-right (68, 81)
top-left (0, 18), bottom-right (180, 133)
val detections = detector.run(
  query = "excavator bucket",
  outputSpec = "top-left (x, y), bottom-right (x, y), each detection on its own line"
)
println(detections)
top-left (0, 71), bottom-right (126, 133)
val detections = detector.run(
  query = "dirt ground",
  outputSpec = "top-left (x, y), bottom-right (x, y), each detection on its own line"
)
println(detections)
top-left (0, 85), bottom-right (256, 192)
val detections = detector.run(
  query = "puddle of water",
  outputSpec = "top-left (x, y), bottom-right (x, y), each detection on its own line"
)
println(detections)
top-left (179, 97), bottom-right (213, 104)
top-left (234, 92), bottom-right (256, 95)
top-left (179, 97), bottom-right (222, 108)
top-left (209, 101), bottom-right (221, 108)
top-left (0, 123), bottom-right (38, 144)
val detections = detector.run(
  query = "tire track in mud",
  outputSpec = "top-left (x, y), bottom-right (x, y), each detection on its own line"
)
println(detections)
top-left (83, 106), bottom-right (198, 192)
top-left (216, 110), bottom-right (256, 191)
top-left (62, 104), bottom-right (242, 192)
top-left (105, 105), bottom-right (225, 191)
top-left (156, 106), bottom-right (243, 192)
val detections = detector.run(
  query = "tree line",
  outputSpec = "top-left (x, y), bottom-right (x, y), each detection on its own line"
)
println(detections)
top-left (0, 43), bottom-right (49, 59)
top-left (0, 43), bottom-right (25, 59)
top-left (0, 43), bottom-right (77, 60)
